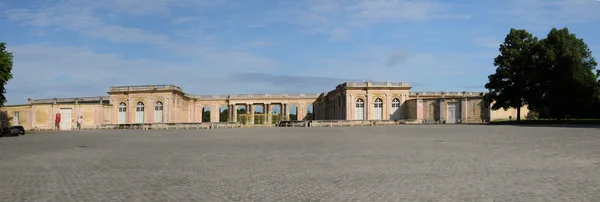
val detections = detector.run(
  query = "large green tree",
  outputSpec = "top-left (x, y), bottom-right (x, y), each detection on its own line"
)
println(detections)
top-left (484, 29), bottom-right (539, 122)
top-left (0, 42), bottom-right (14, 107)
top-left (529, 28), bottom-right (599, 119)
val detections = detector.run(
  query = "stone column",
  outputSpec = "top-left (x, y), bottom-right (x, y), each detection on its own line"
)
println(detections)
top-left (284, 103), bottom-right (290, 121)
top-left (249, 103), bottom-right (254, 124)
top-left (227, 104), bottom-right (232, 122)
top-left (265, 103), bottom-right (271, 124)
top-left (232, 104), bottom-right (238, 122)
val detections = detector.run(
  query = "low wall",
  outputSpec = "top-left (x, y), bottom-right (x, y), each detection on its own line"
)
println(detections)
top-left (29, 118), bottom-right (481, 131)
top-left (308, 119), bottom-right (421, 127)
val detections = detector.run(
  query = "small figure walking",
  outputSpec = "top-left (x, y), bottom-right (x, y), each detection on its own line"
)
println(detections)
top-left (77, 116), bottom-right (83, 130)
top-left (55, 113), bottom-right (61, 130)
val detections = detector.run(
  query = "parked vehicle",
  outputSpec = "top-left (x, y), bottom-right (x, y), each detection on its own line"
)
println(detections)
top-left (0, 126), bottom-right (25, 137)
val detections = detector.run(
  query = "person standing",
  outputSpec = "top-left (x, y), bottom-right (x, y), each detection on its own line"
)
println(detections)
top-left (77, 116), bottom-right (83, 130)
top-left (55, 113), bottom-right (61, 130)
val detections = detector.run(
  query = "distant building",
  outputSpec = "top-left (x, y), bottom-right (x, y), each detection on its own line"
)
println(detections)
top-left (1, 82), bottom-right (527, 130)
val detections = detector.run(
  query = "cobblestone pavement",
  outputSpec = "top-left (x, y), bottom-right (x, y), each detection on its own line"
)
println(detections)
top-left (1, 125), bottom-right (600, 201)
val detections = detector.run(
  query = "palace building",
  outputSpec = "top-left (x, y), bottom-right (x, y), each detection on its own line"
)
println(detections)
top-left (1, 82), bottom-right (527, 130)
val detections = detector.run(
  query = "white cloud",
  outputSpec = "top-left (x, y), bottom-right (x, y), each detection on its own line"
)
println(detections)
top-left (5, 4), bottom-right (169, 45)
top-left (346, 0), bottom-right (443, 23)
top-left (4, 43), bottom-right (281, 104)
top-left (299, 46), bottom-right (496, 91)
top-left (496, 0), bottom-right (600, 26)
top-left (238, 41), bottom-right (274, 48)
top-left (328, 28), bottom-right (350, 42)
top-left (265, 0), bottom-right (469, 41)
top-left (173, 17), bottom-right (206, 24)
top-left (472, 37), bottom-right (501, 49)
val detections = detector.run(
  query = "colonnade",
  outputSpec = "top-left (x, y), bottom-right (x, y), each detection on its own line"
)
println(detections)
top-left (225, 102), bottom-right (312, 124)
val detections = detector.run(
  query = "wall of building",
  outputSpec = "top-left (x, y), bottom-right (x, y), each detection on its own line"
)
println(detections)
top-left (1, 102), bottom-right (111, 130)
top-left (490, 105), bottom-right (529, 121)
top-left (2, 82), bottom-right (536, 129)
top-left (344, 89), bottom-right (409, 120)
top-left (405, 99), bottom-right (417, 120)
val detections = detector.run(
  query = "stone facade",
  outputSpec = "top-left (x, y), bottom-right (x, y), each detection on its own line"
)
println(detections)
top-left (1, 82), bottom-right (528, 130)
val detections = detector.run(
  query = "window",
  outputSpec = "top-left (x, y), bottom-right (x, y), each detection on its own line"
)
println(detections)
top-left (136, 102), bottom-right (144, 123)
top-left (355, 98), bottom-right (364, 120)
top-left (118, 103), bottom-right (127, 124)
top-left (391, 98), bottom-right (400, 120)
top-left (374, 98), bottom-right (383, 120)
top-left (14, 111), bottom-right (19, 125)
top-left (154, 101), bottom-right (163, 123)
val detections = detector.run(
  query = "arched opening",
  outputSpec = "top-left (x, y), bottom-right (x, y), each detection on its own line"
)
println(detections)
top-left (136, 102), bottom-right (145, 123)
top-left (271, 105), bottom-right (281, 123)
top-left (289, 104), bottom-right (298, 121)
top-left (391, 98), bottom-right (400, 120)
top-left (219, 106), bottom-right (229, 122)
top-left (154, 101), bottom-right (163, 123)
top-left (236, 105), bottom-right (247, 124)
top-left (355, 99), bottom-right (365, 120)
top-left (202, 106), bottom-right (211, 122)
top-left (118, 102), bottom-right (127, 124)
top-left (306, 104), bottom-right (314, 120)
top-left (253, 105), bottom-right (264, 124)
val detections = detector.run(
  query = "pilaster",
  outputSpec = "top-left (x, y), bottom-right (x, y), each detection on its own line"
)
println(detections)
top-left (416, 99), bottom-right (424, 121)
top-left (461, 98), bottom-right (468, 123)
top-left (210, 104), bottom-right (219, 123)
top-left (439, 98), bottom-right (446, 123)
top-left (365, 94), bottom-right (370, 120)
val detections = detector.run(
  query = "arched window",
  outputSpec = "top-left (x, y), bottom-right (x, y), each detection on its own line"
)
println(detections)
top-left (154, 101), bottom-right (163, 123)
top-left (391, 98), bottom-right (400, 120)
top-left (374, 98), bottom-right (383, 120)
top-left (355, 98), bottom-right (365, 120)
top-left (118, 102), bottom-right (127, 124)
top-left (136, 102), bottom-right (144, 123)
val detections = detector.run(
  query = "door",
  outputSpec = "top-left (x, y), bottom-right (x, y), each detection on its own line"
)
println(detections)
top-left (355, 99), bottom-right (364, 120)
top-left (60, 108), bottom-right (72, 130)
top-left (391, 98), bottom-right (400, 120)
top-left (118, 103), bottom-right (127, 124)
top-left (446, 102), bottom-right (461, 124)
top-left (373, 98), bottom-right (383, 120)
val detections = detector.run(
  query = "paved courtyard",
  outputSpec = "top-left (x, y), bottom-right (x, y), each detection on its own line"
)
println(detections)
top-left (1, 125), bottom-right (599, 201)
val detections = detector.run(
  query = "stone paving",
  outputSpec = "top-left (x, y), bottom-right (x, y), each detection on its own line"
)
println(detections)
top-left (1, 125), bottom-right (599, 201)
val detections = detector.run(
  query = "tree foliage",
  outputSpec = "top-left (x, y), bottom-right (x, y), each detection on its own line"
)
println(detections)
top-left (531, 28), bottom-right (599, 119)
top-left (0, 42), bottom-right (14, 107)
top-left (484, 28), bottom-right (539, 121)
top-left (484, 28), bottom-right (599, 120)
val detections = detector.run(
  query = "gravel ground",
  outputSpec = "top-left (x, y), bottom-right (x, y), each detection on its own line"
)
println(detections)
top-left (1, 125), bottom-right (599, 201)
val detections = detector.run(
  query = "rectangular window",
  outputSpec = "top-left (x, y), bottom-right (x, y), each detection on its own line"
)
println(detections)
top-left (14, 112), bottom-right (19, 125)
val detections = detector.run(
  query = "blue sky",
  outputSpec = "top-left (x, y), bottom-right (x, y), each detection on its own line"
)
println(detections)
top-left (1, 0), bottom-right (599, 105)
